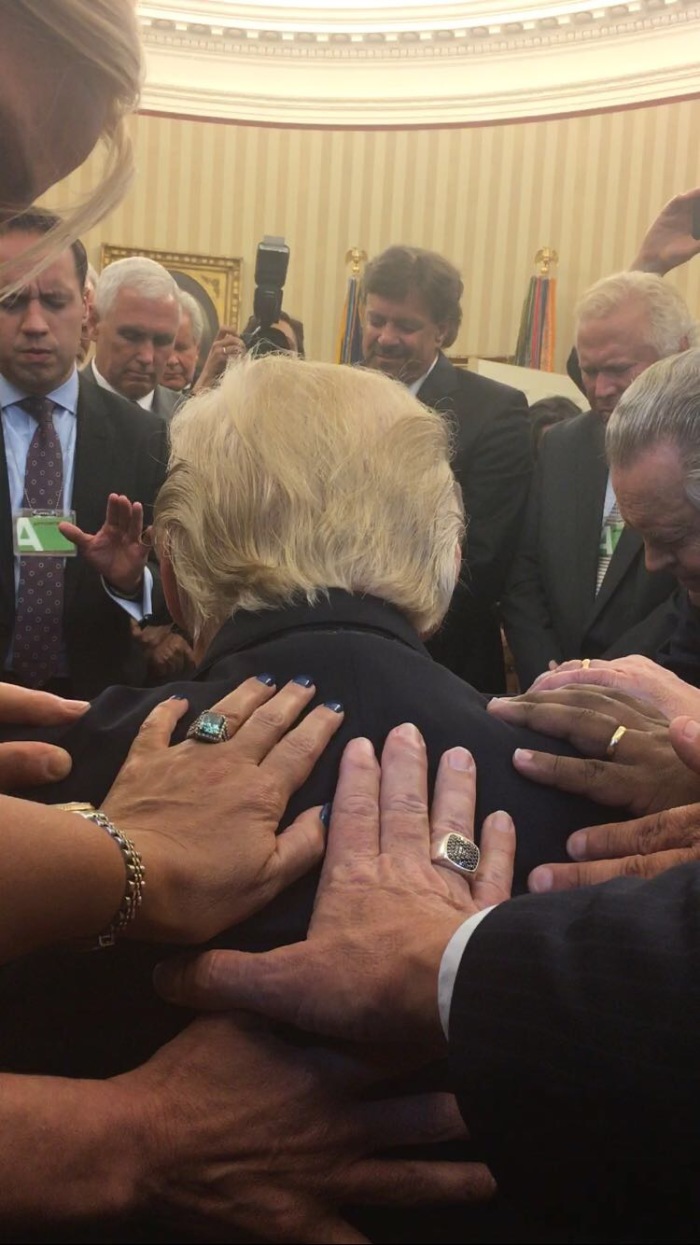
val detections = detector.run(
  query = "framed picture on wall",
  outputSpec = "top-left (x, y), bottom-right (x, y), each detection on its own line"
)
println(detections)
top-left (99, 245), bottom-right (242, 363)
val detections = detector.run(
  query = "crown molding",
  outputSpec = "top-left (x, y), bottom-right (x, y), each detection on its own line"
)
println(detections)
top-left (138, 1), bottom-right (700, 124)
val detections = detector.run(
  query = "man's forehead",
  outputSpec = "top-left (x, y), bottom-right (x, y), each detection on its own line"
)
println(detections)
top-left (109, 286), bottom-right (180, 321)
top-left (0, 234), bottom-right (79, 288)
top-left (175, 312), bottom-right (196, 343)
top-left (577, 302), bottom-right (654, 356)
top-left (365, 289), bottom-right (436, 324)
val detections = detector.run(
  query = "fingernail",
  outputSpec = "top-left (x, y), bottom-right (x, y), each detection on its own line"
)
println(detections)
top-left (513, 748), bottom-right (534, 765)
top-left (292, 674), bottom-right (314, 687)
top-left (681, 718), bottom-right (700, 741)
top-left (446, 747), bottom-right (474, 771)
top-left (320, 802), bottom-right (332, 828)
top-left (528, 866), bottom-right (553, 893)
top-left (490, 810), bottom-right (512, 831)
top-left (169, 694), bottom-right (187, 701)
top-left (66, 700), bottom-right (90, 712)
top-left (393, 722), bottom-right (423, 746)
top-left (256, 673), bottom-right (276, 686)
top-left (567, 830), bottom-right (587, 860)
top-left (323, 700), bottom-right (344, 713)
top-left (152, 962), bottom-right (173, 997)
top-left (46, 750), bottom-right (71, 779)
top-left (345, 737), bottom-right (375, 761)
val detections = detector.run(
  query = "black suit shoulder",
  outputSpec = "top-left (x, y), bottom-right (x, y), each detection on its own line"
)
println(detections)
top-left (447, 362), bottom-right (527, 411)
top-left (450, 865), bottom-right (700, 1239)
top-left (420, 352), bottom-right (527, 421)
top-left (537, 405), bottom-right (600, 458)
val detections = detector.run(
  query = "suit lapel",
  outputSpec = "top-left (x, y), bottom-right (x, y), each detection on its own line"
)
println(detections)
top-left (0, 421), bottom-right (15, 615)
top-left (577, 412), bottom-right (642, 628)
top-left (66, 378), bottom-right (115, 610)
top-left (574, 414), bottom-right (609, 620)
top-left (586, 523), bottom-right (643, 623)
top-left (416, 353), bottom-right (460, 415)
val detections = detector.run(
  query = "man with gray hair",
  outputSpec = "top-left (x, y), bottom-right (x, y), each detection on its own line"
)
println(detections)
top-left (84, 256), bottom-right (181, 420)
top-left (501, 271), bottom-right (696, 688)
top-left (606, 347), bottom-right (700, 683)
top-left (162, 289), bottom-right (204, 396)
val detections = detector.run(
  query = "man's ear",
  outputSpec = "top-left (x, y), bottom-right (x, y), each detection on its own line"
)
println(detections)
top-left (87, 302), bottom-right (100, 338)
top-left (160, 550), bottom-right (188, 632)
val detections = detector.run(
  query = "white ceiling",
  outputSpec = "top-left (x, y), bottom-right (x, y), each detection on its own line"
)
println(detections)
top-left (138, 1), bottom-right (700, 124)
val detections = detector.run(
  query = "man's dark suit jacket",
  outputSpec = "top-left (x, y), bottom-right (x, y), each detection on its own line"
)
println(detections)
top-left (417, 353), bottom-right (532, 694)
top-left (0, 591), bottom-right (640, 1241)
top-left (0, 374), bottom-right (168, 698)
top-left (450, 865), bottom-right (700, 1242)
top-left (501, 409), bottom-right (676, 689)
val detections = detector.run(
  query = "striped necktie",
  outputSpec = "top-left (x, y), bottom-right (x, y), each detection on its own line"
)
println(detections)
top-left (596, 498), bottom-right (625, 595)
top-left (12, 396), bottom-right (65, 686)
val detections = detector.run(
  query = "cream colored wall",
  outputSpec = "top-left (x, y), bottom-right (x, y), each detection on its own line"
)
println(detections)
top-left (51, 99), bottom-right (700, 370)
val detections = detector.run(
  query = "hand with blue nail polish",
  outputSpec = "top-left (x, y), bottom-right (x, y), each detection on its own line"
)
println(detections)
top-left (101, 676), bottom-right (344, 944)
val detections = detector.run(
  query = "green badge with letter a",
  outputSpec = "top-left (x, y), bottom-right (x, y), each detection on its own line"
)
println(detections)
top-left (13, 510), bottom-right (77, 556)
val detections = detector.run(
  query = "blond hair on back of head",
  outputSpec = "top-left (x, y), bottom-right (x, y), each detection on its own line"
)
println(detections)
top-left (154, 355), bottom-right (464, 645)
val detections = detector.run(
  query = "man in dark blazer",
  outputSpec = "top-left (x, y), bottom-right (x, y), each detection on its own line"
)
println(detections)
top-left (361, 245), bottom-right (532, 693)
top-left (0, 213), bottom-right (168, 699)
top-left (501, 271), bottom-right (694, 689)
top-left (85, 254), bottom-right (181, 421)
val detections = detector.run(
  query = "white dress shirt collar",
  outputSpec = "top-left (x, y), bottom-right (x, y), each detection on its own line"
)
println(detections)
top-left (0, 367), bottom-right (79, 416)
top-left (407, 353), bottom-right (439, 397)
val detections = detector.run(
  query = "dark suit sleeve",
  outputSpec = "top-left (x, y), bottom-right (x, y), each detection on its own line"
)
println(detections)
top-left (500, 456), bottom-right (564, 687)
top-left (601, 588), bottom-right (683, 663)
top-left (448, 867), bottom-right (700, 1217)
top-left (653, 590), bottom-right (700, 686)
top-left (141, 415), bottom-right (171, 625)
top-left (456, 389), bottom-right (532, 606)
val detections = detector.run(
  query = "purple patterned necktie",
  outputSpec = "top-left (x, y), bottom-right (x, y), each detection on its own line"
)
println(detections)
top-left (12, 396), bottom-right (65, 687)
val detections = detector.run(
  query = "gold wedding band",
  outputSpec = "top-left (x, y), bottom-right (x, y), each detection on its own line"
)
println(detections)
top-left (605, 724), bottom-right (627, 759)
top-left (581, 658), bottom-right (591, 670)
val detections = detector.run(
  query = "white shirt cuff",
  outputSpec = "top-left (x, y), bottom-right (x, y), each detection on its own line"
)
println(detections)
top-left (438, 907), bottom-right (496, 1039)
top-left (102, 566), bottom-right (153, 622)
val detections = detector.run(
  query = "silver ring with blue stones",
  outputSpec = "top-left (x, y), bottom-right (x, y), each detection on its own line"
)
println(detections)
top-left (432, 832), bottom-right (480, 876)
top-left (186, 710), bottom-right (230, 744)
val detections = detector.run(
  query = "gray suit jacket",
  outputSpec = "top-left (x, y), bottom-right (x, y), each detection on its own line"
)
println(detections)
top-left (151, 383), bottom-right (180, 421)
top-left (501, 409), bottom-right (676, 688)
